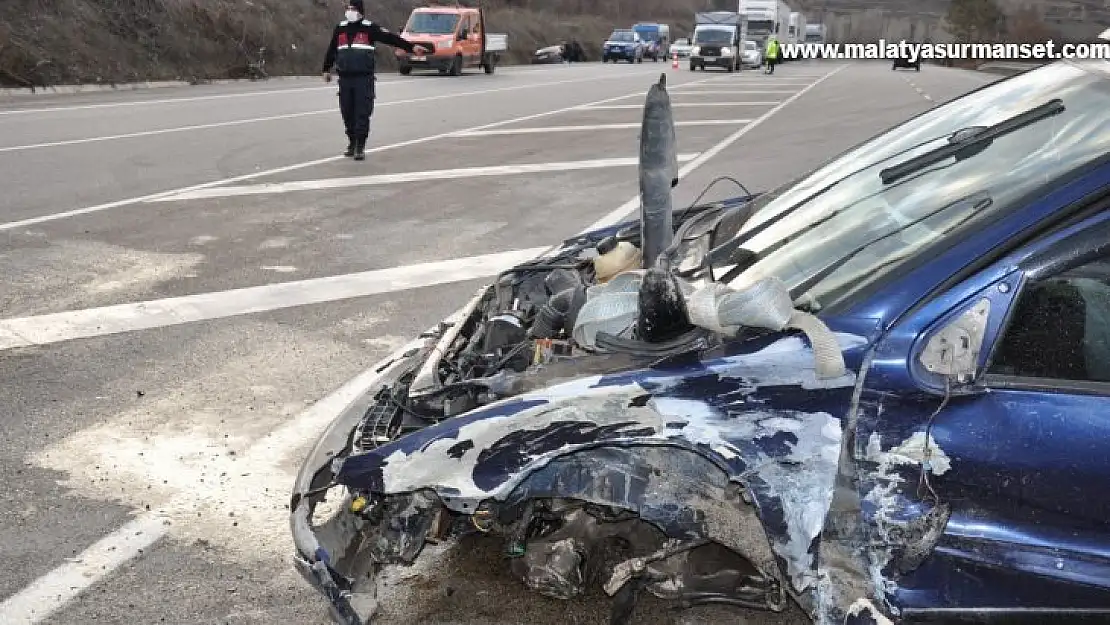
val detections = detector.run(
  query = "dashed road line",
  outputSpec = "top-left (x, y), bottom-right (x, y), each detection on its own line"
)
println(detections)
top-left (0, 74), bottom-right (702, 153)
top-left (900, 75), bottom-right (934, 101)
top-left (0, 73), bottom-right (728, 232)
top-left (0, 84), bottom-right (344, 115)
top-left (587, 102), bottom-right (781, 109)
top-left (147, 154), bottom-right (701, 201)
top-left (454, 119), bottom-right (752, 136)
top-left (0, 65), bottom-right (641, 116)
top-left (657, 90), bottom-right (798, 95)
top-left (0, 247), bottom-right (548, 351)
top-left (0, 515), bottom-right (170, 624)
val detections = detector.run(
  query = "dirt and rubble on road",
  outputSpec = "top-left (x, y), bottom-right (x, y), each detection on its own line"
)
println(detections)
top-left (370, 535), bottom-right (811, 625)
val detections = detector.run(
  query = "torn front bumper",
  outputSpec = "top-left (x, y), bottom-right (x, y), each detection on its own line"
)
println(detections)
top-left (399, 53), bottom-right (454, 71)
top-left (289, 333), bottom-right (435, 624)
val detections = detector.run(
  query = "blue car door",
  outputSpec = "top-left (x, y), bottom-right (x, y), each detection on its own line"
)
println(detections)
top-left (852, 212), bottom-right (1110, 620)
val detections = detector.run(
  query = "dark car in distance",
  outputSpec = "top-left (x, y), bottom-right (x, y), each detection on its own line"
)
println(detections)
top-left (893, 53), bottom-right (921, 70)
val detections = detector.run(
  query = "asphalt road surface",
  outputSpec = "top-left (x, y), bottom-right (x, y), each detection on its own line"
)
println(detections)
top-left (0, 60), bottom-right (999, 625)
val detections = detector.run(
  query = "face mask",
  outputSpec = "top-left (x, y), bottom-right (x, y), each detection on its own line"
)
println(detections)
top-left (345, 10), bottom-right (360, 21)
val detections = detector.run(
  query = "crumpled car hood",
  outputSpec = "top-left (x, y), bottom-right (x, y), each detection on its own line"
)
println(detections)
top-left (333, 331), bottom-right (869, 598)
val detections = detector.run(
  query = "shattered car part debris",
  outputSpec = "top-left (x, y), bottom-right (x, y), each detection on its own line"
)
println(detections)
top-left (292, 61), bottom-right (1110, 625)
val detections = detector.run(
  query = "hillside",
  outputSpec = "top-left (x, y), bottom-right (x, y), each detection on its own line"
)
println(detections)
top-left (0, 0), bottom-right (706, 88)
top-left (1, 0), bottom-right (1105, 88)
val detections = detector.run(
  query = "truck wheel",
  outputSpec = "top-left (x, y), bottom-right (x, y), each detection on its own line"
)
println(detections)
top-left (689, 62), bottom-right (696, 71)
top-left (449, 54), bottom-right (462, 76)
top-left (399, 65), bottom-right (411, 76)
top-left (484, 55), bottom-right (495, 74)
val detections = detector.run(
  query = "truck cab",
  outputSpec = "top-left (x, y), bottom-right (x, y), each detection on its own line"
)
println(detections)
top-left (689, 12), bottom-right (746, 72)
top-left (805, 23), bottom-right (826, 57)
top-left (396, 4), bottom-right (506, 76)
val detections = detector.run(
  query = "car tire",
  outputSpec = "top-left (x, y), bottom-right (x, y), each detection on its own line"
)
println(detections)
top-left (398, 65), bottom-right (411, 75)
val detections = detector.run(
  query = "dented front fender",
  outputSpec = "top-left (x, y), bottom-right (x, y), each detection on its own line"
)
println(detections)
top-left (333, 332), bottom-right (870, 612)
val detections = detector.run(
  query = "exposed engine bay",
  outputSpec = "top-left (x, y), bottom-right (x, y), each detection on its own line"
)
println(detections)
top-left (291, 75), bottom-right (851, 625)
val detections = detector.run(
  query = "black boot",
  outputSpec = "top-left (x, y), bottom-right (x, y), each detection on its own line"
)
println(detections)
top-left (344, 139), bottom-right (355, 157)
top-left (353, 138), bottom-right (366, 161)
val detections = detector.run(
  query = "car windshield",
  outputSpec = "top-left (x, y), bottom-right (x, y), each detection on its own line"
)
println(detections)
top-left (712, 60), bottom-right (1110, 311)
top-left (694, 28), bottom-right (732, 44)
top-left (610, 31), bottom-right (635, 42)
top-left (635, 28), bottom-right (659, 41)
top-left (406, 12), bottom-right (459, 34)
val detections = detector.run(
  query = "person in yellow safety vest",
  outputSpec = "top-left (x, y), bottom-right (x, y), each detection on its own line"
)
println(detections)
top-left (764, 36), bottom-right (780, 74)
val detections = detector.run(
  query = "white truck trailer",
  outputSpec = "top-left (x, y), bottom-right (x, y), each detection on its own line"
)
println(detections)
top-left (737, 0), bottom-right (791, 48)
top-left (788, 12), bottom-right (806, 46)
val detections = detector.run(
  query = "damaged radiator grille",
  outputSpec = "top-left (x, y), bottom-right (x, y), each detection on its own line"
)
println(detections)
top-left (354, 386), bottom-right (404, 451)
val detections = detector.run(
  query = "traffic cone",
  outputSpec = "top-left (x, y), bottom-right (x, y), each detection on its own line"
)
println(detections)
top-left (672, 51), bottom-right (679, 69)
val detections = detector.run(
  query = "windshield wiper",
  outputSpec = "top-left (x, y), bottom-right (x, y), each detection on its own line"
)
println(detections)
top-left (704, 131), bottom-right (973, 269)
top-left (787, 191), bottom-right (994, 302)
top-left (879, 99), bottom-right (1065, 185)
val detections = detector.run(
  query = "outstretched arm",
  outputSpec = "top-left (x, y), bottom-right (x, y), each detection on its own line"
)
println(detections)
top-left (370, 23), bottom-right (420, 53)
top-left (322, 24), bottom-right (340, 72)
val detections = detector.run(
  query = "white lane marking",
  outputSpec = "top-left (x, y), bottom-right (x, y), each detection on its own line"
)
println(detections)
top-left (0, 74), bottom-right (724, 232)
top-left (148, 154), bottom-right (701, 202)
top-left (1, 109), bottom-right (335, 152)
top-left (681, 81), bottom-right (814, 85)
top-left (453, 119), bottom-right (752, 136)
top-left (0, 247), bottom-right (547, 350)
top-left (585, 64), bottom-right (849, 232)
top-left (899, 75), bottom-right (935, 103)
top-left (644, 90), bottom-right (798, 95)
top-left (585, 102), bottom-right (781, 109)
top-left (0, 85), bottom-right (340, 116)
top-left (0, 321), bottom-right (439, 624)
top-left (0, 74), bottom-right (684, 153)
top-left (0, 64), bottom-right (605, 115)
top-left (0, 515), bottom-right (169, 624)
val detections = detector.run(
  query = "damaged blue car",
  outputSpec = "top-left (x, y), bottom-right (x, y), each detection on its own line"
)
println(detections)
top-left (291, 55), bottom-right (1110, 625)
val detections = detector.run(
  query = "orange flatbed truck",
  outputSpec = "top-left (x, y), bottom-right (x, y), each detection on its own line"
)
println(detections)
top-left (395, 3), bottom-right (508, 75)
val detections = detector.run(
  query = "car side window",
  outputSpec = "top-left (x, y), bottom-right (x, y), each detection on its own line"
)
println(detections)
top-left (989, 255), bottom-right (1110, 383)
